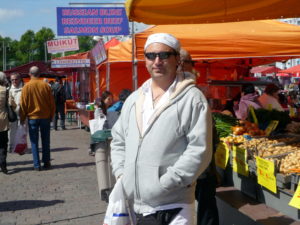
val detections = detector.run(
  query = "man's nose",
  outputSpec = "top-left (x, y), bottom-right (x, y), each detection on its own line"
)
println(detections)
top-left (153, 56), bottom-right (163, 64)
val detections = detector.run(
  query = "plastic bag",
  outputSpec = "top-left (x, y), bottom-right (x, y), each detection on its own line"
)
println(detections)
top-left (89, 117), bottom-right (106, 135)
top-left (103, 178), bottom-right (135, 225)
top-left (13, 124), bottom-right (28, 155)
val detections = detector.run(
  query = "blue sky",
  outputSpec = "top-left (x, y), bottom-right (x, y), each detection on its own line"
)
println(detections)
top-left (0, 0), bottom-right (126, 40)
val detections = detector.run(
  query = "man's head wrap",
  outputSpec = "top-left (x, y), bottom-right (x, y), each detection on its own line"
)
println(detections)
top-left (144, 33), bottom-right (180, 52)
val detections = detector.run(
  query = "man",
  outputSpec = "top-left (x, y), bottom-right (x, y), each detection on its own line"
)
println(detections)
top-left (110, 33), bottom-right (212, 225)
top-left (8, 73), bottom-right (23, 152)
top-left (180, 48), bottom-right (220, 225)
top-left (51, 77), bottom-right (66, 130)
top-left (20, 66), bottom-right (55, 171)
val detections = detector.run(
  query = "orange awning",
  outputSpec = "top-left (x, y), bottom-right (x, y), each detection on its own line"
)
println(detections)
top-left (135, 20), bottom-right (300, 62)
top-left (125, 0), bottom-right (300, 25)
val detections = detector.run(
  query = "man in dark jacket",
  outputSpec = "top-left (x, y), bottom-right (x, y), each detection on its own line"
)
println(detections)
top-left (51, 77), bottom-right (66, 130)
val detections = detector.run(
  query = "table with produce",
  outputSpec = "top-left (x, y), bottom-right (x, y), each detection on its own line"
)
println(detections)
top-left (213, 109), bottom-right (300, 219)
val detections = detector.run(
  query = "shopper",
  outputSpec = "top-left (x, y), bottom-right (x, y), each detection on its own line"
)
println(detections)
top-left (110, 33), bottom-right (212, 225)
top-left (0, 72), bottom-right (15, 174)
top-left (20, 66), bottom-right (55, 171)
top-left (100, 91), bottom-right (113, 115)
top-left (234, 83), bottom-right (261, 120)
top-left (8, 73), bottom-right (23, 152)
top-left (52, 77), bottom-right (66, 130)
top-left (258, 83), bottom-right (284, 111)
top-left (180, 48), bottom-right (220, 225)
top-left (104, 89), bottom-right (132, 129)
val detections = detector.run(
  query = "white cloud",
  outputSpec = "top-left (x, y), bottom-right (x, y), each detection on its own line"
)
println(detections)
top-left (0, 8), bottom-right (24, 22)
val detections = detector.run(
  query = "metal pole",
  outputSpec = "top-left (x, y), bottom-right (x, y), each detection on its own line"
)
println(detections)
top-left (131, 21), bottom-right (137, 90)
top-left (44, 42), bottom-right (47, 62)
top-left (2, 41), bottom-right (5, 71)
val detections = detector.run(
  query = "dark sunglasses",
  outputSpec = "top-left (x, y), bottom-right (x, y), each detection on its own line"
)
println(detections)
top-left (144, 51), bottom-right (177, 60)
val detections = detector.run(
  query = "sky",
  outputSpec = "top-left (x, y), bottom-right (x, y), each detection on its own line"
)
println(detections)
top-left (0, 0), bottom-right (127, 41)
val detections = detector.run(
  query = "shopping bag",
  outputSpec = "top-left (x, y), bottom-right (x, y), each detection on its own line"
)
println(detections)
top-left (13, 124), bottom-right (28, 155)
top-left (103, 178), bottom-right (135, 225)
top-left (89, 117), bottom-right (106, 135)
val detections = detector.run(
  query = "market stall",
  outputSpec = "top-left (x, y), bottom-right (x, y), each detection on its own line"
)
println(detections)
top-left (213, 110), bottom-right (300, 221)
top-left (125, 0), bottom-right (300, 24)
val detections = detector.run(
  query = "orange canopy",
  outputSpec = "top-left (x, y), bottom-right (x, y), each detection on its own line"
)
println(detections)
top-left (125, 0), bottom-right (300, 25)
top-left (135, 20), bottom-right (300, 62)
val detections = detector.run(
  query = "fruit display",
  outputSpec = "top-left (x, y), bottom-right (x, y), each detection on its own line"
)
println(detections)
top-left (220, 135), bottom-right (246, 144)
top-left (231, 120), bottom-right (265, 136)
top-left (279, 150), bottom-right (300, 174)
top-left (240, 137), bottom-right (300, 158)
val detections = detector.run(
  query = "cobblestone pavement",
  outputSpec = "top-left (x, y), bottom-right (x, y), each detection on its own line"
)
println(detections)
top-left (0, 125), bottom-right (107, 225)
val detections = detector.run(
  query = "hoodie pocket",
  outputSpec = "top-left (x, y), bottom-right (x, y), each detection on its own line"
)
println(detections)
top-left (138, 165), bottom-right (171, 206)
top-left (122, 163), bottom-right (135, 200)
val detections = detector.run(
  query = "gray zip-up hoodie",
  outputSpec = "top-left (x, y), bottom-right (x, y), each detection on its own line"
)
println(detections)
top-left (111, 72), bottom-right (213, 213)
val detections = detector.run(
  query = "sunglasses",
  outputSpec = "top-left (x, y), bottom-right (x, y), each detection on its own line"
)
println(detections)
top-left (144, 51), bottom-right (177, 60)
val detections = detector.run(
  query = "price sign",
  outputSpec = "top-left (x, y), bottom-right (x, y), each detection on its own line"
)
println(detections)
top-left (215, 142), bottom-right (229, 170)
top-left (256, 157), bottom-right (277, 193)
top-left (265, 120), bottom-right (279, 136)
top-left (289, 181), bottom-right (300, 209)
top-left (232, 146), bottom-right (249, 177)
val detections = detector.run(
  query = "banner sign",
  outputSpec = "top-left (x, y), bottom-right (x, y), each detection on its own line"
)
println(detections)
top-left (91, 39), bottom-right (107, 65)
top-left (47, 37), bottom-right (79, 53)
top-left (57, 7), bottom-right (130, 36)
top-left (51, 59), bottom-right (90, 68)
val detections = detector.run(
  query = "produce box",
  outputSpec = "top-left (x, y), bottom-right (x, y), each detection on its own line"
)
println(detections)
top-left (291, 174), bottom-right (300, 192)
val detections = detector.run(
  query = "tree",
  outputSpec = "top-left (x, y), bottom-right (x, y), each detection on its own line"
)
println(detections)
top-left (34, 27), bottom-right (55, 61)
top-left (18, 30), bottom-right (35, 64)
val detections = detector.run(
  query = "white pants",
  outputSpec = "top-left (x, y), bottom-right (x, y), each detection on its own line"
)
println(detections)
top-left (8, 120), bottom-right (19, 150)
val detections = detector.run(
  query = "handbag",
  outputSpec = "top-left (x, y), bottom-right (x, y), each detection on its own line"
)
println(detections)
top-left (13, 124), bottom-right (28, 155)
top-left (6, 89), bottom-right (17, 122)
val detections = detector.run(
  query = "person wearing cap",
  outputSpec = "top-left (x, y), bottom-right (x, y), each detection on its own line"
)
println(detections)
top-left (110, 33), bottom-right (212, 224)
top-left (20, 66), bottom-right (55, 171)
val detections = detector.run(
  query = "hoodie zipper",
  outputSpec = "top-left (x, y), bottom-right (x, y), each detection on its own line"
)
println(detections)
top-left (135, 135), bottom-right (143, 201)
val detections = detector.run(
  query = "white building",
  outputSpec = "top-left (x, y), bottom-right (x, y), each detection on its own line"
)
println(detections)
top-left (277, 18), bottom-right (300, 69)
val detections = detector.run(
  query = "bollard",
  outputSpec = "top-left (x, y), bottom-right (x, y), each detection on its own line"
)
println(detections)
top-left (95, 139), bottom-right (115, 201)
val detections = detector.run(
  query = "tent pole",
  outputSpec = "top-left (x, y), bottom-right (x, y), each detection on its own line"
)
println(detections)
top-left (131, 21), bottom-right (137, 90)
top-left (106, 62), bottom-right (110, 91)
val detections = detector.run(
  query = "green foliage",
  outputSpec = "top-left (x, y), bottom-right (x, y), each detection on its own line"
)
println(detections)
top-left (213, 112), bottom-right (238, 138)
top-left (248, 108), bottom-right (291, 132)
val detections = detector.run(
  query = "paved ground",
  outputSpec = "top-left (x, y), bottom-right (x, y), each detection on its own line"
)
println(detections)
top-left (0, 124), bottom-right (107, 225)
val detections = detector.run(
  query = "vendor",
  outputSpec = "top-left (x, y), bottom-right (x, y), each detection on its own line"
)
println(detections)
top-left (258, 84), bottom-right (284, 111)
top-left (233, 83), bottom-right (261, 120)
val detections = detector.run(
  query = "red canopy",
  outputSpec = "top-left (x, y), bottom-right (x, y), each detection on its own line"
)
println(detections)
top-left (4, 61), bottom-right (63, 78)
top-left (280, 64), bottom-right (300, 74)
top-left (250, 66), bottom-right (280, 74)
